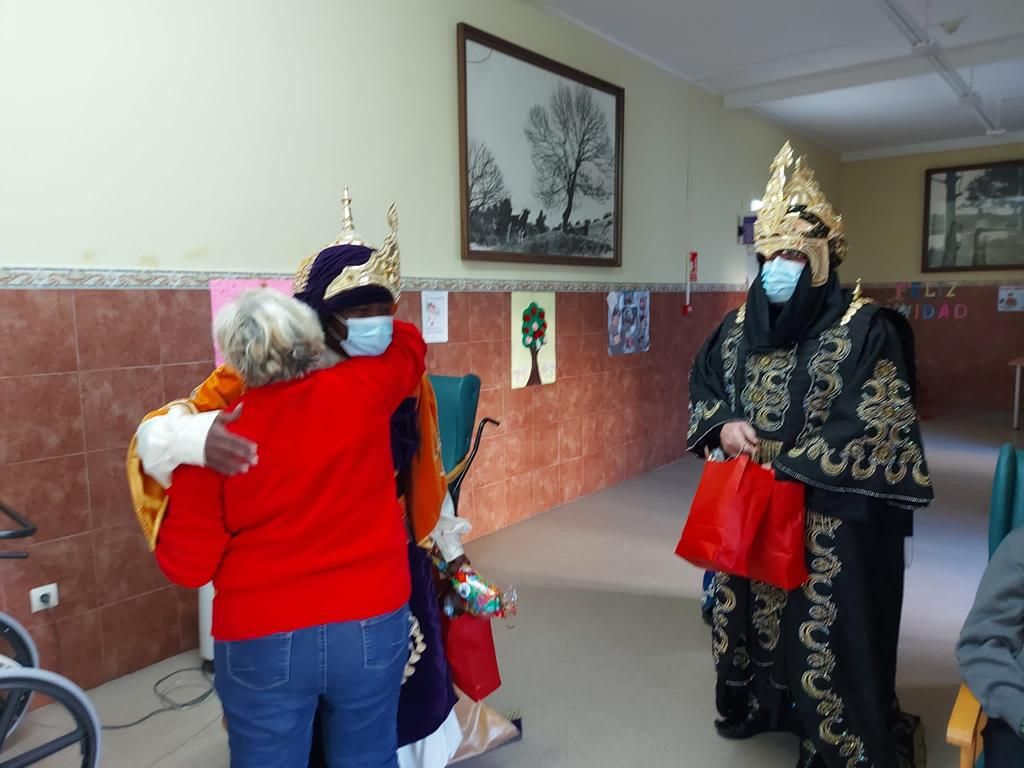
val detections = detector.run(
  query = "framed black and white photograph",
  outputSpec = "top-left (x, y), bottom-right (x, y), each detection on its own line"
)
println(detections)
top-left (458, 23), bottom-right (624, 268)
top-left (923, 159), bottom-right (1024, 273)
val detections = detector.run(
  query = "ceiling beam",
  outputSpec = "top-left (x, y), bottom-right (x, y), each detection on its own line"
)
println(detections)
top-left (722, 33), bottom-right (1024, 109)
top-left (841, 129), bottom-right (1024, 162)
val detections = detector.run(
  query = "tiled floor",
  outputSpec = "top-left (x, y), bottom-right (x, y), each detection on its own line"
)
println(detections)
top-left (5, 411), bottom-right (1021, 767)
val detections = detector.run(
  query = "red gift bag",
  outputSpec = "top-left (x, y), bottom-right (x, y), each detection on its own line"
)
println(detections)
top-left (748, 477), bottom-right (808, 590)
top-left (675, 455), bottom-right (774, 577)
top-left (443, 615), bottom-right (502, 702)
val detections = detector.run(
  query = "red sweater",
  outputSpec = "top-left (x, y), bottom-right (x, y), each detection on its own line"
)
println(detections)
top-left (157, 321), bottom-right (426, 641)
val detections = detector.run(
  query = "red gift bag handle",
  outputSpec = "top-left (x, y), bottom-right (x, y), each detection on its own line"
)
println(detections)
top-left (724, 454), bottom-right (751, 495)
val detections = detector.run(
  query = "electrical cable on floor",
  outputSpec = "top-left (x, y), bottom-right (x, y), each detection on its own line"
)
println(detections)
top-left (102, 662), bottom-right (215, 731)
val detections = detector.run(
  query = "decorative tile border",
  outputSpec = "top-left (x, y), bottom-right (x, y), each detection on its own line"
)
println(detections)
top-left (0, 267), bottom-right (281, 290)
top-left (0, 267), bottom-right (745, 293)
top-left (1, 267), bottom-right (1012, 293)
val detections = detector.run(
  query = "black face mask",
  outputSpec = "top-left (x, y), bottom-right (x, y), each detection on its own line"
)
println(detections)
top-left (744, 264), bottom-right (847, 351)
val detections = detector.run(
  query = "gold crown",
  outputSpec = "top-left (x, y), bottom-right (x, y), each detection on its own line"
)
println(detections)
top-left (292, 187), bottom-right (401, 302)
top-left (754, 142), bottom-right (846, 286)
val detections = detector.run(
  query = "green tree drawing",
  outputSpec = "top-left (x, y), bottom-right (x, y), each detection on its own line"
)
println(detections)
top-left (521, 302), bottom-right (548, 387)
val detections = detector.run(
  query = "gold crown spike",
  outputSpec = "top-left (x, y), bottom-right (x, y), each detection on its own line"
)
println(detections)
top-left (323, 200), bottom-right (401, 302)
top-left (753, 141), bottom-right (793, 248)
top-left (754, 142), bottom-right (847, 287)
top-left (336, 187), bottom-right (367, 246)
top-left (293, 253), bottom-right (315, 295)
top-left (293, 189), bottom-right (402, 301)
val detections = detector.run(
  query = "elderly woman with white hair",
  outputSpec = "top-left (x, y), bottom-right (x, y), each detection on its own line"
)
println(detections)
top-left (154, 288), bottom-right (426, 768)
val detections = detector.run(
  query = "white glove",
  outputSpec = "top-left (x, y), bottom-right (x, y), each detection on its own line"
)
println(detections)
top-left (135, 406), bottom-right (220, 488)
top-left (431, 492), bottom-right (472, 562)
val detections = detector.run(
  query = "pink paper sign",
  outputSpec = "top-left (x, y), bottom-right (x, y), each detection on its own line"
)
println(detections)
top-left (208, 278), bottom-right (293, 365)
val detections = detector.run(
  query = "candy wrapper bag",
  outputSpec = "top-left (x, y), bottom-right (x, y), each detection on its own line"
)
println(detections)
top-left (432, 559), bottom-right (518, 619)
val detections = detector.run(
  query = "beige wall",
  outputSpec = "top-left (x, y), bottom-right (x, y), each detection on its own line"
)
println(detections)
top-left (0, 0), bottom-right (837, 286)
top-left (841, 143), bottom-right (1024, 283)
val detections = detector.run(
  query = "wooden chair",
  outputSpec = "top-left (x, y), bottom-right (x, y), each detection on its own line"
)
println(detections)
top-left (947, 685), bottom-right (985, 768)
top-left (946, 444), bottom-right (1024, 767)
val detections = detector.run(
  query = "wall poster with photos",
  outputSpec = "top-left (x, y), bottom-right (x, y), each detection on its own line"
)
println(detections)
top-left (606, 291), bottom-right (650, 356)
top-left (923, 159), bottom-right (1024, 273)
top-left (458, 23), bottom-right (624, 268)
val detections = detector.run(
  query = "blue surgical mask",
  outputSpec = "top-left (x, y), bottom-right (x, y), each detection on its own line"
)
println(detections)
top-left (760, 258), bottom-right (806, 304)
top-left (337, 316), bottom-right (394, 357)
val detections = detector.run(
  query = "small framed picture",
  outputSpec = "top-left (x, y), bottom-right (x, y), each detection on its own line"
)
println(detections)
top-left (922, 159), bottom-right (1024, 273)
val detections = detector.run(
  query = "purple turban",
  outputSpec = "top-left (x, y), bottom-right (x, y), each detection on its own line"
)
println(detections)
top-left (293, 244), bottom-right (394, 320)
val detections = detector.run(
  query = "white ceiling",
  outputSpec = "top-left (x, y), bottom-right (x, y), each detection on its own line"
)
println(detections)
top-left (540, 0), bottom-right (1024, 158)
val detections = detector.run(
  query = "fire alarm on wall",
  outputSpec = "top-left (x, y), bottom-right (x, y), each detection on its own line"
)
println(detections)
top-left (682, 251), bottom-right (697, 316)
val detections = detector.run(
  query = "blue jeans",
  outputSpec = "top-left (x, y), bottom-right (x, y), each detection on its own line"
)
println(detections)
top-left (215, 606), bottom-right (410, 768)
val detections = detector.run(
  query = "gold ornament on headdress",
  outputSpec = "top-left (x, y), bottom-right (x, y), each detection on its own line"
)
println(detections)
top-left (292, 187), bottom-right (402, 301)
top-left (754, 142), bottom-right (846, 287)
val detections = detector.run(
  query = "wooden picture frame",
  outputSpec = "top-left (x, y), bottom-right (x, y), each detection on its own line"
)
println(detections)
top-left (457, 23), bottom-right (624, 268)
top-left (922, 158), bottom-right (1024, 273)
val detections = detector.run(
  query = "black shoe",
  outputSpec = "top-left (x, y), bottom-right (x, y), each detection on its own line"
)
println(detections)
top-left (714, 706), bottom-right (772, 740)
top-left (892, 711), bottom-right (926, 768)
top-left (795, 740), bottom-right (826, 768)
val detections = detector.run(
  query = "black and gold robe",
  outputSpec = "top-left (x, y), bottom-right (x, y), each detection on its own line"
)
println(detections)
top-left (688, 290), bottom-right (932, 768)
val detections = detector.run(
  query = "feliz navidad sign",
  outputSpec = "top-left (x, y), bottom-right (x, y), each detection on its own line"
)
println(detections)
top-left (887, 282), bottom-right (968, 321)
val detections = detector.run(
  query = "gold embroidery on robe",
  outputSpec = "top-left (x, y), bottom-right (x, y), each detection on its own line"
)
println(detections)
top-left (756, 439), bottom-right (785, 464)
top-left (794, 326), bottom-right (853, 446)
top-left (741, 347), bottom-right (799, 433)
top-left (688, 400), bottom-right (724, 440)
top-left (751, 580), bottom-right (788, 652)
top-left (789, 359), bottom-right (931, 488)
top-left (711, 571), bottom-right (736, 666)
top-left (722, 306), bottom-right (745, 411)
top-left (711, 572), bottom-right (752, 686)
top-left (799, 513), bottom-right (868, 767)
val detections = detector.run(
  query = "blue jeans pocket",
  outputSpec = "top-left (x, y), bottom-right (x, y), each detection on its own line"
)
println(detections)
top-left (361, 606), bottom-right (410, 671)
top-left (225, 632), bottom-right (292, 691)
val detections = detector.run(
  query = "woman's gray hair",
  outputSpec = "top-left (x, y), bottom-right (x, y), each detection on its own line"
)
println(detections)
top-left (214, 289), bottom-right (325, 388)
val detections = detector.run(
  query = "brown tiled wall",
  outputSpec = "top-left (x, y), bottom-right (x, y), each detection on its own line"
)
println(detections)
top-left (874, 284), bottom-right (1024, 416)
top-left (395, 290), bottom-right (744, 540)
top-left (0, 290), bottom-right (213, 691)
top-left (0, 285), bottom-right (736, 693)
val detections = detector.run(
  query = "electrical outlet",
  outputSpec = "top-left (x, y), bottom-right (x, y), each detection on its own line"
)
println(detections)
top-left (30, 583), bottom-right (59, 614)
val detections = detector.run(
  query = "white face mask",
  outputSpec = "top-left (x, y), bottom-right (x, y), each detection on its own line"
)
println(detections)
top-left (333, 316), bottom-right (394, 357)
top-left (760, 258), bottom-right (806, 304)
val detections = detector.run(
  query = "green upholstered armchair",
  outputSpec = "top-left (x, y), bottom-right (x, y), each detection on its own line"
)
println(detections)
top-left (429, 374), bottom-right (500, 510)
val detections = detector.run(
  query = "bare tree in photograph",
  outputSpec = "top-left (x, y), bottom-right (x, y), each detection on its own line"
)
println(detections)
top-left (524, 83), bottom-right (614, 233)
top-left (965, 165), bottom-right (1024, 267)
top-left (467, 141), bottom-right (507, 214)
top-left (933, 171), bottom-right (964, 268)
top-left (966, 165), bottom-right (1024, 230)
